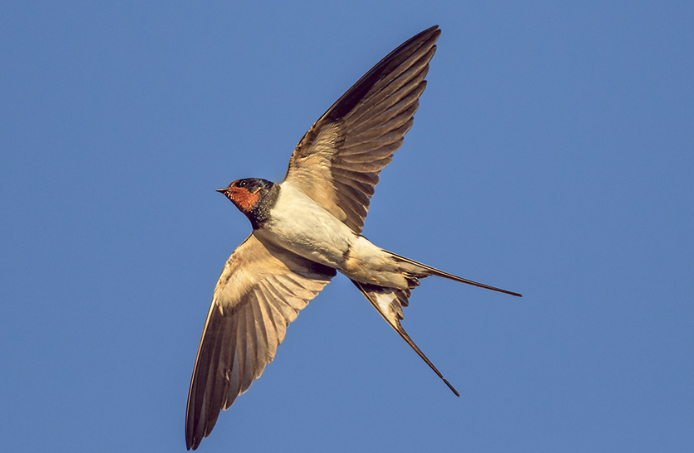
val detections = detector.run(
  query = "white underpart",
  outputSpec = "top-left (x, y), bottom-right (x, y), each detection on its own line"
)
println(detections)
top-left (255, 181), bottom-right (411, 290)
top-left (255, 181), bottom-right (356, 268)
top-left (340, 236), bottom-right (410, 289)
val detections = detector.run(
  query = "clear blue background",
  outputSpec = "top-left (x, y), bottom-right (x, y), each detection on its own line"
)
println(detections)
top-left (1, 1), bottom-right (692, 452)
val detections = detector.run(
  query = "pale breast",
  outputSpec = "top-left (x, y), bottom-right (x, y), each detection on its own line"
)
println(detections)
top-left (254, 181), bottom-right (356, 268)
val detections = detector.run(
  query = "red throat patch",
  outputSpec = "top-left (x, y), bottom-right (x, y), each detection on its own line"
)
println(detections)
top-left (227, 187), bottom-right (261, 213)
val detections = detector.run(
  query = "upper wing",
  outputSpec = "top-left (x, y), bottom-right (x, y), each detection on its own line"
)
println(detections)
top-left (284, 26), bottom-right (441, 234)
top-left (350, 279), bottom-right (460, 397)
top-left (185, 233), bottom-right (335, 450)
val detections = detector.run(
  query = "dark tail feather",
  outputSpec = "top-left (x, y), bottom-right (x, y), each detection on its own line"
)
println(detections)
top-left (351, 279), bottom-right (460, 397)
top-left (389, 252), bottom-right (522, 297)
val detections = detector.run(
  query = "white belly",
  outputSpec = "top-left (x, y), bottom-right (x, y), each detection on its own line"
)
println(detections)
top-left (254, 181), bottom-right (356, 268)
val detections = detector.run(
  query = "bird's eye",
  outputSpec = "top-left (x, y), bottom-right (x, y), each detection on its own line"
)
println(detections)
top-left (238, 180), bottom-right (246, 187)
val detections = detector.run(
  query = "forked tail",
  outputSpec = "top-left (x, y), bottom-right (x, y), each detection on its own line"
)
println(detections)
top-left (352, 251), bottom-right (520, 396)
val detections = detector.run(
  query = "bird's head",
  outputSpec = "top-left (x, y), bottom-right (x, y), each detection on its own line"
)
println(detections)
top-left (217, 178), bottom-right (276, 219)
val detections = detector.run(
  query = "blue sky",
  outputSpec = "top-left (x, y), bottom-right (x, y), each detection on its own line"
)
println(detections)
top-left (1, 1), bottom-right (693, 452)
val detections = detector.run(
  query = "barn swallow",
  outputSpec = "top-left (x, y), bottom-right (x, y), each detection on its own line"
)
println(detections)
top-left (185, 25), bottom-right (521, 450)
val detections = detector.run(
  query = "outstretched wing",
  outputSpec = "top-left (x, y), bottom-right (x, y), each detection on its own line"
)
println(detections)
top-left (351, 279), bottom-right (460, 397)
top-left (284, 26), bottom-right (441, 234)
top-left (186, 234), bottom-right (335, 450)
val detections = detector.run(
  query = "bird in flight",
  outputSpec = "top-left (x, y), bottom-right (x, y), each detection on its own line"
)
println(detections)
top-left (185, 25), bottom-right (521, 450)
